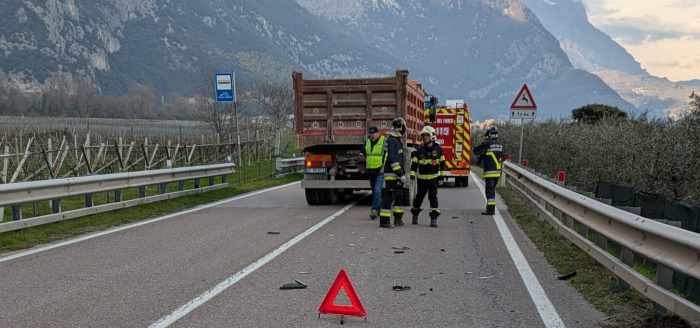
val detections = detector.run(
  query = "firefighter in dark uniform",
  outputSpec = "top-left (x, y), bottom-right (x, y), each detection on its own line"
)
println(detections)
top-left (410, 126), bottom-right (445, 227)
top-left (379, 118), bottom-right (408, 228)
top-left (474, 126), bottom-right (504, 215)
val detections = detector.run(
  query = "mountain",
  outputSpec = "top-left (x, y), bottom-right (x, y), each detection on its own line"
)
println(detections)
top-left (521, 0), bottom-right (697, 117)
top-left (295, 0), bottom-right (633, 119)
top-left (0, 0), bottom-right (397, 96)
top-left (0, 0), bottom-right (633, 120)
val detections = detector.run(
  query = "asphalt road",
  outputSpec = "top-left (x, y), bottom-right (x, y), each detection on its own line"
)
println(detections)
top-left (0, 179), bottom-right (603, 327)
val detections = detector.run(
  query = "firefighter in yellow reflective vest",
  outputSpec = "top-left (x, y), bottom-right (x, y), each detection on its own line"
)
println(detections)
top-left (474, 126), bottom-right (504, 215)
top-left (379, 118), bottom-right (408, 228)
top-left (360, 126), bottom-right (385, 220)
top-left (410, 126), bottom-right (445, 227)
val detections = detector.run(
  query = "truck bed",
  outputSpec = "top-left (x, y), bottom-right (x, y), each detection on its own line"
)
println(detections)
top-left (293, 70), bottom-right (425, 149)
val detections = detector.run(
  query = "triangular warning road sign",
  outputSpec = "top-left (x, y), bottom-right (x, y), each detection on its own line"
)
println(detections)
top-left (318, 269), bottom-right (367, 317)
top-left (511, 84), bottom-right (537, 109)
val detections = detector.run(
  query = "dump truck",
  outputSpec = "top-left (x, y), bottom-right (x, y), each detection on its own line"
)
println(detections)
top-left (293, 70), bottom-right (425, 205)
top-left (424, 98), bottom-right (472, 187)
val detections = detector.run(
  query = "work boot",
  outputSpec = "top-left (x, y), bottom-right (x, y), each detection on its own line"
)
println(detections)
top-left (369, 209), bottom-right (378, 221)
top-left (430, 218), bottom-right (438, 228)
top-left (410, 208), bottom-right (421, 225)
top-left (393, 213), bottom-right (405, 227)
top-left (379, 217), bottom-right (392, 228)
top-left (481, 205), bottom-right (495, 216)
top-left (429, 211), bottom-right (439, 228)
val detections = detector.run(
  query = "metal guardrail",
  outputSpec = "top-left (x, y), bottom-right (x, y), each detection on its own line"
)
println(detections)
top-left (0, 163), bottom-right (235, 233)
top-left (503, 161), bottom-right (700, 324)
top-left (276, 157), bottom-right (304, 176)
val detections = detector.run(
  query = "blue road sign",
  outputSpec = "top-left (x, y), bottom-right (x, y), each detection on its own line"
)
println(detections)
top-left (215, 72), bottom-right (236, 102)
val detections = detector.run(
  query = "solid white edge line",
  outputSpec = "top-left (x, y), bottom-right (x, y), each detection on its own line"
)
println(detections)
top-left (0, 181), bottom-right (301, 264)
top-left (471, 172), bottom-right (567, 328)
top-left (149, 201), bottom-right (357, 328)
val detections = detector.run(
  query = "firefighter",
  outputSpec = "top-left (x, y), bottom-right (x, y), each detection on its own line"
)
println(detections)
top-left (379, 117), bottom-right (408, 228)
top-left (473, 126), bottom-right (504, 215)
top-left (410, 126), bottom-right (445, 227)
top-left (360, 126), bottom-right (385, 220)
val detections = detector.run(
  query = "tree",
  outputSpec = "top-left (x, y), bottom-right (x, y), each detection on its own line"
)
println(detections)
top-left (572, 104), bottom-right (628, 124)
top-left (689, 91), bottom-right (700, 114)
top-left (249, 82), bottom-right (293, 157)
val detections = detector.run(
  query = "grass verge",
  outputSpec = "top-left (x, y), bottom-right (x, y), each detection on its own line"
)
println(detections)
top-left (497, 184), bottom-right (691, 328)
top-left (0, 174), bottom-right (301, 255)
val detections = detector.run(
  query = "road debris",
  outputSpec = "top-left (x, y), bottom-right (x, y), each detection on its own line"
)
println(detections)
top-left (267, 231), bottom-right (281, 235)
top-left (280, 280), bottom-right (307, 290)
top-left (392, 285), bottom-right (411, 291)
top-left (479, 275), bottom-right (494, 279)
top-left (394, 251), bottom-right (406, 254)
top-left (558, 271), bottom-right (577, 281)
top-left (392, 246), bottom-right (411, 251)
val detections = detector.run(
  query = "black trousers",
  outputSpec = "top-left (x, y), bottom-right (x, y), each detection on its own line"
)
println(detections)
top-left (485, 178), bottom-right (498, 207)
top-left (412, 178), bottom-right (438, 210)
top-left (381, 180), bottom-right (404, 218)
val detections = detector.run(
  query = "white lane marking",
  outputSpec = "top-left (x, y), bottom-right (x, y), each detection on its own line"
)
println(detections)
top-left (0, 181), bottom-right (301, 264)
top-left (471, 172), bottom-right (567, 328)
top-left (149, 201), bottom-right (357, 328)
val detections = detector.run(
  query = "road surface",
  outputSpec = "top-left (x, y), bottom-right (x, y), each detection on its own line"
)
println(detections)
top-left (0, 177), bottom-right (602, 327)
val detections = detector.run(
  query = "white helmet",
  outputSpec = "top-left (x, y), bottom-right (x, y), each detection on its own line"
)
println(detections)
top-left (421, 125), bottom-right (436, 141)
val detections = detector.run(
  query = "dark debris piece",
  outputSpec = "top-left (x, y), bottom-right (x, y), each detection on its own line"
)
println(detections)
top-left (392, 285), bottom-right (411, 291)
top-left (267, 231), bottom-right (281, 235)
top-left (557, 271), bottom-right (577, 281)
top-left (280, 280), bottom-right (307, 290)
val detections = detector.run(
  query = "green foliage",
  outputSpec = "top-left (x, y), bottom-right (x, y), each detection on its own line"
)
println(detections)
top-left (572, 104), bottom-right (628, 124)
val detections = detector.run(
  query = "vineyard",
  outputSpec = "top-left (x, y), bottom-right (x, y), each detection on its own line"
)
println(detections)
top-left (0, 116), bottom-right (295, 184)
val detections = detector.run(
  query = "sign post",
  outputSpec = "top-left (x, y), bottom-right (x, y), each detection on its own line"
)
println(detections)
top-left (214, 72), bottom-right (242, 181)
top-left (510, 84), bottom-right (537, 163)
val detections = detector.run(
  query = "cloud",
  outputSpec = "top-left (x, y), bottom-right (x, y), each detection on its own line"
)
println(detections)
top-left (596, 15), bottom-right (697, 44)
top-left (581, 0), bottom-right (700, 80)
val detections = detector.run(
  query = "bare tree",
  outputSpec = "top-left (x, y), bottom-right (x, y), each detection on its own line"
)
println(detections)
top-left (249, 82), bottom-right (293, 157)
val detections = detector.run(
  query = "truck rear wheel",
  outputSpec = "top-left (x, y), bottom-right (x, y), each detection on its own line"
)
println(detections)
top-left (305, 189), bottom-right (322, 205)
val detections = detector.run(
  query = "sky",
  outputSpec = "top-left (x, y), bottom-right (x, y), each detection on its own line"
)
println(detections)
top-left (582, 0), bottom-right (700, 81)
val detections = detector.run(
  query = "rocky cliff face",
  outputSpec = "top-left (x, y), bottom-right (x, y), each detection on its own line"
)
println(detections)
top-left (522, 0), bottom-right (696, 117)
top-left (0, 0), bottom-right (397, 95)
top-left (296, 0), bottom-right (633, 119)
top-left (1, 0), bottom-right (633, 120)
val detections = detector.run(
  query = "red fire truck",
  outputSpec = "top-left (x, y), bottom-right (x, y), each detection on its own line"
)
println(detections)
top-left (424, 99), bottom-right (472, 187)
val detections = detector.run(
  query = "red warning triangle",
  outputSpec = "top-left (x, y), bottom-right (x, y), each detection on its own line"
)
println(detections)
top-left (511, 84), bottom-right (537, 109)
top-left (318, 269), bottom-right (367, 317)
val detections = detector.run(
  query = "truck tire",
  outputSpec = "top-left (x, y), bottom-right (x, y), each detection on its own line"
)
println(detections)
top-left (305, 189), bottom-right (321, 205)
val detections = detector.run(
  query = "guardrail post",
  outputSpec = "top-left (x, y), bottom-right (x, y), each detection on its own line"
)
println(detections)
top-left (114, 190), bottom-right (123, 202)
top-left (0, 207), bottom-right (4, 221)
top-left (194, 178), bottom-right (201, 189)
top-left (11, 205), bottom-right (22, 221)
top-left (85, 193), bottom-right (94, 208)
top-left (618, 247), bottom-right (635, 289)
top-left (158, 183), bottom-right (167, 194)
top-left (51, 199), bottom-right (61, 214)
top-left (222, 175), bottom-right (228, 184)
top-left (178, 180), bottom-right (185, 191)
top-left (139, 186), bottom-right (146, 198)
top-left (655, 264), bottom-right (675, 315)
top-left (32, 202), bottom-right (39, 216)
top-left (208, 176), bottom-right (215, 186)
